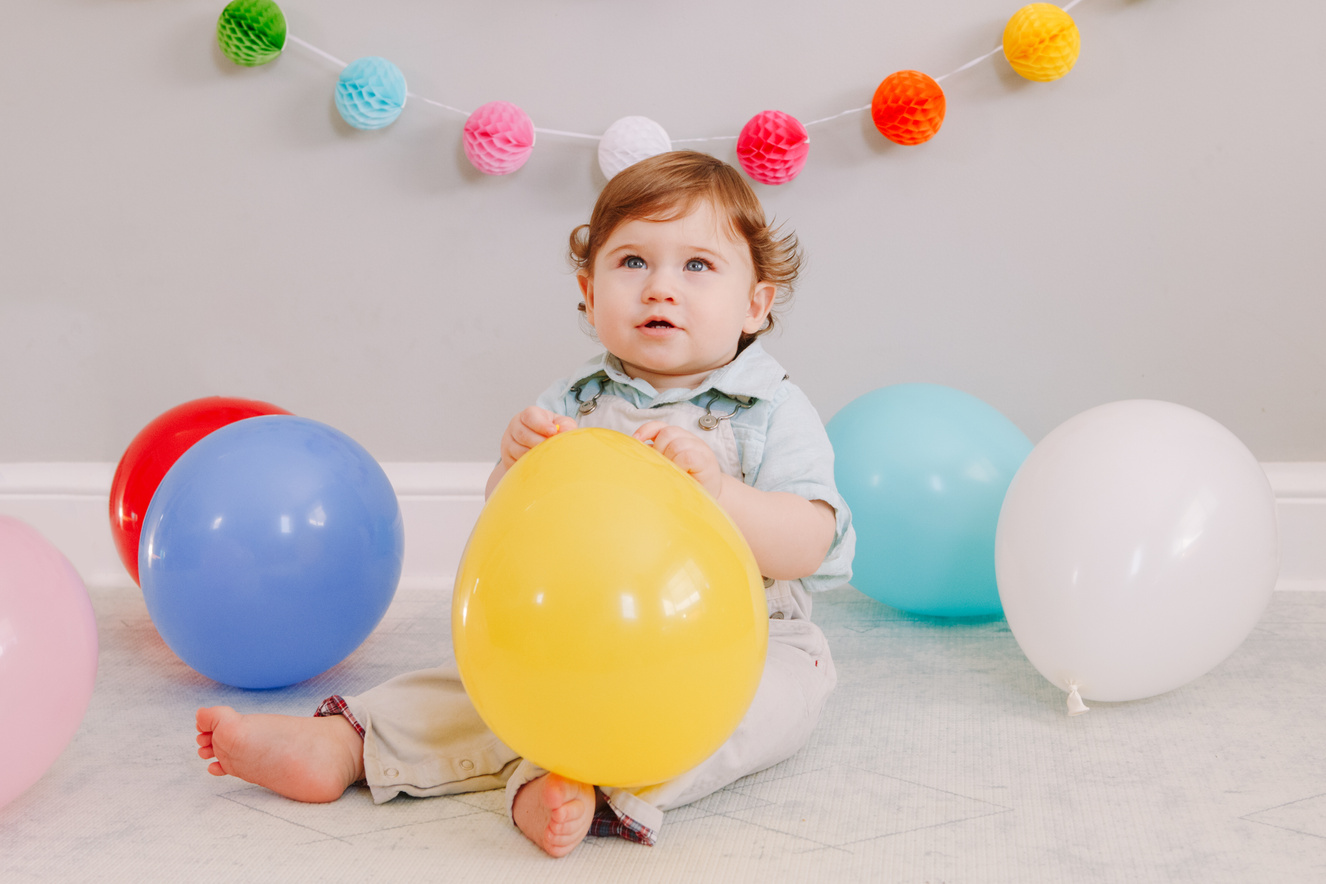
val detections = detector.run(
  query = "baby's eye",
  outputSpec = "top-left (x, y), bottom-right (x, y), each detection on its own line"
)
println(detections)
top-left (685, 258), bottom-right (710, 272)
top-left (623, 255), bottom-right (646, 269)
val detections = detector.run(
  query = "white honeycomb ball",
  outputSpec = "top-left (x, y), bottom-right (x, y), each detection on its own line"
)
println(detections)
top-left (597, 116), bottom-right (672, 180)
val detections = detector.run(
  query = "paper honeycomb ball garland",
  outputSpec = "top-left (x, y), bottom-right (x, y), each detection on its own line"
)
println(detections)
top-left (1003, 4), bottom-right (1081, 82)
top-left (871, 70), bottom-right (946, 146)
top-left (216, 0), bottom-right (287, 67)
top-left (463, 101), bottom-right (537, 175)
top-left (598, 116), bottom-right (672, 180)
top-left (736, 110), bottom-right (810, 185)
top-left (213, 3), bottom-right (1106, 179)
top-left (335, 56), bottom-right (408, 130)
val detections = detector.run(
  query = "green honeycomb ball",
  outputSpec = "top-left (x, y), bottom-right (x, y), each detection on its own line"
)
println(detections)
top-left (217, 0), bottom-right (287, 67)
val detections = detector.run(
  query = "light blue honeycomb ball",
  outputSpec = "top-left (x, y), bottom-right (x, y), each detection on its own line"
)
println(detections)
top-left (335, 56), bottom-right (407, 130)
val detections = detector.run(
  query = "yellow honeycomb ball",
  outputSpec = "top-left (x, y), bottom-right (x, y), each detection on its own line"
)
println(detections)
top-left (1003, 4), bottom-right (1080, 82)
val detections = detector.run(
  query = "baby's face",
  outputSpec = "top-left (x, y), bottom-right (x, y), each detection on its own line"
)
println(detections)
top-left (579, 200), bottom-right (775, 392)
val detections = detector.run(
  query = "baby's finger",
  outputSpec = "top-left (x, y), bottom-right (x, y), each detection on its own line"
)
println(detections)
top-left (632, 420), bottom-right (670, 445)
top-left (506, 425), bottom-right (539, 451)
top-left (669, 446), bottom-right (712, 478)
top-left (501, 437), bottom-right (539, 470)
top-left (649, 428), bottom-right (697, 466)
top-left (668, 444), bottom-right (707, 471)
top-left (509, 418), bottom-right (555, 450)
top-left (519, 408), bottom-right (562, 438)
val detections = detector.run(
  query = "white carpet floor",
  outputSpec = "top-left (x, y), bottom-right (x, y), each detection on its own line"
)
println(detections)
top-left (3, 583), bottom-right (1324, 883)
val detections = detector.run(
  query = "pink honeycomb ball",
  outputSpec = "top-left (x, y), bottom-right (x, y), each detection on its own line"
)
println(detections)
top-left (736, 110), bottom-right (809, 185)
top-left (463, 101), bottom-right (536, 175)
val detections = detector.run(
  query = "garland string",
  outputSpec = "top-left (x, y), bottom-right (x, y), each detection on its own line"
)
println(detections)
top-left (282, 0), bottom-right (1089, 143)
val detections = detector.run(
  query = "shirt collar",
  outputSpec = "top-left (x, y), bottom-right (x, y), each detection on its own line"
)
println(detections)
top-left (564, 341), bottom-right (788, 404)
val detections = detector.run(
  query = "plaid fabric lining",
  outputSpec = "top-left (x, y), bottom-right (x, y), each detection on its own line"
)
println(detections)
top-left (314, 695), bottom-right (366, 739)
top-left (589, 805), bottom-right (657, 846)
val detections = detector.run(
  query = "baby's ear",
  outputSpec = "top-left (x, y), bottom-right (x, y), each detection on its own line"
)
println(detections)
top-left (743, 280), bottom-right (777, 333)
top-left (578, 273), bottom-right (596, 324)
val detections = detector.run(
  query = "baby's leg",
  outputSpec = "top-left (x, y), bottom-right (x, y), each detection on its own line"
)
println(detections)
top-left (498, 618), bottom-right (836, 849)
top-left (602, 617), bottom-right (837, 838)
top-left (195, 706), bottom-right (365, 803)
top-left (511, 773), bottom-right (598, 857)
top-left (349, 666), bottom-right (522, 803)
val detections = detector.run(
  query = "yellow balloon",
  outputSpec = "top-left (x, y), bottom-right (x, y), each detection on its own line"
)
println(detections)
top-left (452, 428), bottom-right (768, 788)
top-left (1003, 3), bottom-right (1081, 82)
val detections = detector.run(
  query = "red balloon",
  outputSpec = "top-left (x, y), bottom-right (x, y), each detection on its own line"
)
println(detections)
top-left (109, 397), bottom-right (291, 585)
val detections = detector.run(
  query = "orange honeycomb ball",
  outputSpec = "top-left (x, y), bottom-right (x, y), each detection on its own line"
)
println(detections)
top-left (871, 70), bottom-right (946, 146)
top-left (1003, 4), bottom-right (1080, 82)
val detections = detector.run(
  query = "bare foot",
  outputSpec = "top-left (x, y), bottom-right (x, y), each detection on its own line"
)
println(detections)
top-left (195, 706), bottom-right (366, 803)
top-left (512, 772), bottom-right (597, 857)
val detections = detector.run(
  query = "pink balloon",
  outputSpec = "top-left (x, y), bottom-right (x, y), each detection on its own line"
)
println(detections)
top-left (463, 100), bottom-right (536, 175)
top-left (0, 517), bottom-right (98, 810)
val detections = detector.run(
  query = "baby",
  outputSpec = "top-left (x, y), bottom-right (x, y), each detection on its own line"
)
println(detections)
top-left (196, 150), bottom-right (855, 857)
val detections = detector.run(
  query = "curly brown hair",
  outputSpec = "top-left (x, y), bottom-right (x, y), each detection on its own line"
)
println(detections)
top-left (569, 151), bottom-right (802, 348)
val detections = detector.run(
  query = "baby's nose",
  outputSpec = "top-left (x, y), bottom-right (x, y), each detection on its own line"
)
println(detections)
top-left (642, 271), bottom-right (680, 300)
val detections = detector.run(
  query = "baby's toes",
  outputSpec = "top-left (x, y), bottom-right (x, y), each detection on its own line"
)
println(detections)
top-left (552, 804), bottom-right (587, 834)
top-left (196, 705), bottom-right (234, 735)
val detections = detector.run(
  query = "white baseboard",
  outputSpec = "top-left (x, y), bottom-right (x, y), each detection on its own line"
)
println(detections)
top-left (0, 462), bottom-right (490, 590)
top-left (1262, 463), bottom-right (1326, 592)
top-left (1, 462), bottom-right (1323, 592)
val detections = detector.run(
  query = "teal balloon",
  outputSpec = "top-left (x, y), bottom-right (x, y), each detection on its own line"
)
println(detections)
top-left (828, 384), bottom-right (1032, 618)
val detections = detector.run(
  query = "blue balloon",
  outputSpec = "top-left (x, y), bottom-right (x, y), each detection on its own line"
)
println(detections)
top-left (140, 416), bottom-right (403, 688)
top-left (828, 384), bottom-right (1032, 618)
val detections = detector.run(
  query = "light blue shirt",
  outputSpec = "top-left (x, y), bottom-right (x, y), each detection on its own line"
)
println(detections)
top-left (535, 341), bottom-right (855, 594)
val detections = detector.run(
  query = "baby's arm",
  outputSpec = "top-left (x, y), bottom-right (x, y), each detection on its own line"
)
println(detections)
top-left (634, 422), bottom-right (836, 580)
top-left (485, 407), bottom-right (578, 498)
top-left (714, 480), bottom-right (836, 581)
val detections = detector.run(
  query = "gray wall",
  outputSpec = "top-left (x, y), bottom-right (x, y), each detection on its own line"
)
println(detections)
top-left (3, 0), bottom-right (1322, 464)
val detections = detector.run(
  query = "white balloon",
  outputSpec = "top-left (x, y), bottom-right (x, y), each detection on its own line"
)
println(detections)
top-left (995, 400), bottom-right (1279, 706)
top-left (598, 116), bottom-right (672, 180)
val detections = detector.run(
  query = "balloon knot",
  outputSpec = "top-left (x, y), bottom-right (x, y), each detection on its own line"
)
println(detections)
top-left (1066, 682), bottom-right (1090, 716)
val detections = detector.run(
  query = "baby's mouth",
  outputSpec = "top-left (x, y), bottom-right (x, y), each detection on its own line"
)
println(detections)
top-left (643, 320), bottom-right (675, 329)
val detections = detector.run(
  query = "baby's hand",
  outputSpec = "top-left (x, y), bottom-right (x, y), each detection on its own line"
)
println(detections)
top-left (633, 421), bottom-right (724, 498)
top-left (500, 407), bottom-right (576, 469)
